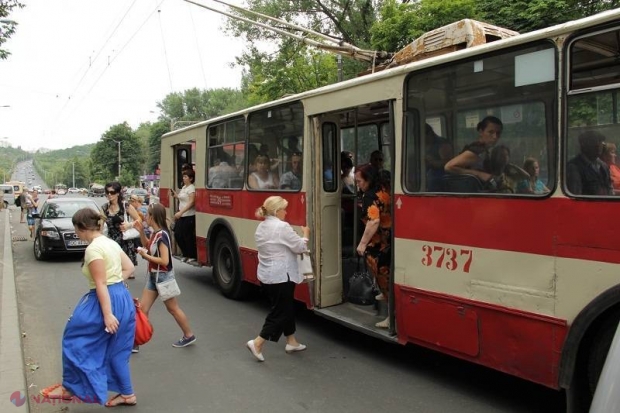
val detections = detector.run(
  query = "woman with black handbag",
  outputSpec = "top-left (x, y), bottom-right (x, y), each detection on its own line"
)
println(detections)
top-left (355, 163), bottom-right (392, 328)
top-left (246, 196), bottom-right (310, 362)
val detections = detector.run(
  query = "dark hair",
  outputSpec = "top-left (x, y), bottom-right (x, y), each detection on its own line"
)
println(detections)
top-left (341, 156), bottom-right (353, 171)
top-left (147, 203), bottom-right (169, 233)
top-left (183, 169), bottom-right (195, 183)
top-left (477, 116), bottom-right (503, 132)
top-left (355, 163), bottom-right (379, 190)
top-left (72, 208), bottom-right (105, 231)
top-left (105, 181), bottom-right (124, 204)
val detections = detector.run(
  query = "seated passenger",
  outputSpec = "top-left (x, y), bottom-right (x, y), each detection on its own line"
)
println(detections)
top-left (517, 157), bottom-right (550, 194)
top-left (566, 131), bottom-right (613, 195)
top-left (208, 154), bottom-right (238, 188)
top-left (600, 142), bottom-right (620, 195)
top-left (248, 154), bottom-right (279, 190)
top-left (425, 124), bottom-right (453, 191)
top-left (487, 145), bottom-right (529, 193)
top-left (445, 116), bottom-right (503, 187)
top-left (279, 153), bottom-right (302, 190)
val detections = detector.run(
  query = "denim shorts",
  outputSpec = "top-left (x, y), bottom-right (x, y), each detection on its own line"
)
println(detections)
top-left (146, 270), bottom-right (175, 292)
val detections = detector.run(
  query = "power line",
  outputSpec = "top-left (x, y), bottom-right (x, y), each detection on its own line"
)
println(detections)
top-left (187, 2), bottom-right (208, 90)
top-left (158, 6), bottom-right (174, 92)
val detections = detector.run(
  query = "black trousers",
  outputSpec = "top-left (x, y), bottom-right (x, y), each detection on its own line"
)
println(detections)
top-left (174, 215), bottom-right (197, 259)
top-left (259, 279), bottom-right (297, 342)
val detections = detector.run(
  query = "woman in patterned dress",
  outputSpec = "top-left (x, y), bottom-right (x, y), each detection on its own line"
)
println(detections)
top-left (355, 163), bottom-right (392, 328)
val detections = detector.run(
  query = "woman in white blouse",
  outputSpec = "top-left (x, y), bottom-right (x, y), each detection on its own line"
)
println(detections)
top-left (171, 169), bottom-right (197, 263)
top-left (246, 196), bottom-right (310, 362)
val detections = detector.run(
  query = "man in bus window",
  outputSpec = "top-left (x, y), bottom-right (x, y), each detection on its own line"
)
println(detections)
top-left (370, 150), bottom-right (391, 189)
top-left (566, 131), bottom-right (613, 196)
top-left (208, 152), bottom-right (238, 189)
top-left (279, 153), bottom-right (302, 190)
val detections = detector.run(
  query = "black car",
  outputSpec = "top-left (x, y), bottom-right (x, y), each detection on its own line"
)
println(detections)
top-left (33, 197), bottom-right (103, 260)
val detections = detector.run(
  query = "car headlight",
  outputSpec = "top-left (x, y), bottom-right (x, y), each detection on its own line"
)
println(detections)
top-left (40, 229), bottom-right (60, 239)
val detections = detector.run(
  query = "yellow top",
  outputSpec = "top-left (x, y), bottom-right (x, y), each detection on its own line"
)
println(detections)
top-left (82, 235), bottom-right (124, 289)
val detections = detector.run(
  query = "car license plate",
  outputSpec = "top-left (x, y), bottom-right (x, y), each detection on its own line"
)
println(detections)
top-left (67, 240), bottom-right (88, 247)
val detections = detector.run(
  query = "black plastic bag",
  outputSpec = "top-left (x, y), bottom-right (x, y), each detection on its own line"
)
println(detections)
top-left (347, 257), bottom-right (376, 305)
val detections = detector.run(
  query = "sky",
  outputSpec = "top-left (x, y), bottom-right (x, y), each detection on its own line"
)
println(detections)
top-left (0, 0), bottom-right (245, 151)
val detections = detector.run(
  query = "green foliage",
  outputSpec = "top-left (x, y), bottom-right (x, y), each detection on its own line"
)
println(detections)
top-left (33, 144), bottom-right (94, 188)
top-left (0, 0), bottom-right (24, 60)
top-left (146, 120), bottom-right (170, 175)
top-left (0, 146), bottom-right (30, 181)
top-left (89, 123), bottom-right (144, 187)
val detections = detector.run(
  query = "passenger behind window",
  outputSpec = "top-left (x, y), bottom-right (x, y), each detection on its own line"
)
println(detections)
top-left (425, 123), bottom-right (453, 191)
top-left (517, 158), bottom-right (550, 194)
top-left (566, 131), bottom-right (613, 195)
top-left (370, 150), bottom-right (391, 190)
top-left (248, 154), bottom-right (280, 190)
top-left (444, 116), bottom-right (503, 189)
top-left (208, 152), bottom-right (239, 189)
top-left (279, 153), bottom-right (302, 190)
top-left (487, 145), bottom-right (529, 193)
top-left (600, 142), bottom-right (620, 195)
top-left (341, 156), bottom-right (356, 194)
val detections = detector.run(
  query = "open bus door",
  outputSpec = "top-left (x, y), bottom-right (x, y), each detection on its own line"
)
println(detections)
top-left (312, 116), bottom-right (343, 308)
top-left (171, 144), bottom-right (193, 255)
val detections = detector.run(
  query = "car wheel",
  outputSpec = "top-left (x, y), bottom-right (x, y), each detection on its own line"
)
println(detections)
top-left (33, 235), bottom-right (48, 261)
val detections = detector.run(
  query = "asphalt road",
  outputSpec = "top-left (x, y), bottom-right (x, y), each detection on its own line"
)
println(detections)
top-left (10, 199), bottom-right (567, 413)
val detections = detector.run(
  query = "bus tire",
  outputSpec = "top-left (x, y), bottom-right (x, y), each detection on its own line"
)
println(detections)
top-left (213, 233), bottom-right (250, 300)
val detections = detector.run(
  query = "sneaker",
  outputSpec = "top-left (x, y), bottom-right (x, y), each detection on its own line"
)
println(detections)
top-left (131, 345), bottom-right (139, 353)
top-left (172, 335), bottom-right (197, 348)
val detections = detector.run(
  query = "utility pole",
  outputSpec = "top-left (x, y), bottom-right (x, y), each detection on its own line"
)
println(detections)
top-left (112, 140), bottom-right (121, 180)
top-left (72, 162), bottom-right (75, 188)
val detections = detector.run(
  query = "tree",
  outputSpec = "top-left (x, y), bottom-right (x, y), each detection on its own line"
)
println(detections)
top-left (146, 120), bottom-right (170, 175)
top-left (90, 123), bottom-right (144, 186)
top-left (0, 0), bottom-right (24, 60)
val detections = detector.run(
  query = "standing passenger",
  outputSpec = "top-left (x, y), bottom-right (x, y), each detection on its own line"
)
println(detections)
top-left (39, 208), bottom-right (136, 406)
top-left (246, 196), bottom-right (310, 361)
top-left (172, 169), bottom-right (197, 263)
top-left (566, 131), bottom-right (613, 195)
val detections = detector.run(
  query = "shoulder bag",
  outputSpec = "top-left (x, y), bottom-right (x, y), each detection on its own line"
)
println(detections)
top-left (153, 231), bottom-right (181, 301)
top-left (346, 257), bottom-right (376, 305)
top-left (297, 251), bottom-right (314, 282)
top-left (133, 298), bottom-right (153, 345)
top-left (122, 204), bottom-right (140, 240)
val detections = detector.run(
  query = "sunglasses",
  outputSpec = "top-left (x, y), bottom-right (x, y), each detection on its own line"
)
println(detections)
top-left (105, 190), bottom-right (117, 195)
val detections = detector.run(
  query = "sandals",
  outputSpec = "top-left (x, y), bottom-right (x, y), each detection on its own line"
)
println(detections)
top-left (105, 393), bottom-right (137, 407)
top-left (40, 384), bottom-right (73, 400)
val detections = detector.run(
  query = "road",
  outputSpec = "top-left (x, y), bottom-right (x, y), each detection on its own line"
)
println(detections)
top-left (10, 161), bottom-right (565, 413)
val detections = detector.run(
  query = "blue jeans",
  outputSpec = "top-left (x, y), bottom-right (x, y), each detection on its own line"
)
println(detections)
top-left (145, 270), bottom-right (175, 292)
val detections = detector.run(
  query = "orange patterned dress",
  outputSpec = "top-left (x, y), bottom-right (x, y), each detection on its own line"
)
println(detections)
top-left (360, 186), bottom-right (392, 295)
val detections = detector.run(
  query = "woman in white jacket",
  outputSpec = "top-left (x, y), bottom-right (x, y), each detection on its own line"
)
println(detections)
top-left (246, 196), bottom-right (310, 362)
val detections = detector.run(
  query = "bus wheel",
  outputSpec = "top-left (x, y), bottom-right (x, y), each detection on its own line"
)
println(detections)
top-left (33, 236), bottom-right (48, 261)
top-left (213, 234), bottom-right (250, 300)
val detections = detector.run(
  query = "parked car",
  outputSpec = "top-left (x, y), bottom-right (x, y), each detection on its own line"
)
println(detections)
top-left (88, 183), bottom-right (105, 197)
top-left (32, 197), bottom-right (103, 260)
top-left (130, 188), bottom-right (150, 205)
top-left (67, 187), bottom-right (80, 194)
top-left (0, 184), bottom-right (15, 208)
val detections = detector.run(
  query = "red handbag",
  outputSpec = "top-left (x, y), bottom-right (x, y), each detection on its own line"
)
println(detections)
top-left (134, 298), bottom-right (153, 346)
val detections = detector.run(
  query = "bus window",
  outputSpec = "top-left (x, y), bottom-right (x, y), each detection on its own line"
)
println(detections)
top-left (207, 118), bottom-right (245, 189)
top-left (247, 102), bottom-right (304, 191)
top-left (406, 41), bottom-right (556, 194)
top-left (322, 123), bottom-right (337, 192)
top-left (403, 111), bottom-right (421, 192)
top-left (567, 27), bottom-right (620, 196)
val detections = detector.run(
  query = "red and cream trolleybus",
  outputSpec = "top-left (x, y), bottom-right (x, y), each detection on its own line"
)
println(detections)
top-left (159, 10), bottom-right (620, 411)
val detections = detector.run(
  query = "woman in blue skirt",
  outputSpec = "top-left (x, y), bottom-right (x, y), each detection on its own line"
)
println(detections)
top-left (40, 208), bottom-right (137, 406)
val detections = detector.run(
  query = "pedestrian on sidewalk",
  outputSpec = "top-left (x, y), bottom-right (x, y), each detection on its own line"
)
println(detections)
top-left (19, 190), bottom-right (27, 223)
top-left (39, 208), bottom-right (137, 406)
top-left (26, 189), bottom-right (39, 238)
top-left (134, 203), bottom-right (196, 351)
top-left (246, 196), bottom-right (310, 362)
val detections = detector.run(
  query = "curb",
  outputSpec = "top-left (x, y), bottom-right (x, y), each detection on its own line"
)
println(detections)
top-left (0, 208), bottom-right (29, 411)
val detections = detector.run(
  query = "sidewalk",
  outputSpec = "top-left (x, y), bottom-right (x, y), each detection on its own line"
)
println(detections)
top-left (0, 207), bottom-right (29, 411)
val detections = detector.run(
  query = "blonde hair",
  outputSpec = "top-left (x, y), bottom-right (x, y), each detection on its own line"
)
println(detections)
top-left (255, 196), bottom-right (288, 218)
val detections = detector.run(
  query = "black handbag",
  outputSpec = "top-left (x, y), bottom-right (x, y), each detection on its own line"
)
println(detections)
top-left (346, 257), bottom-right (376, 305)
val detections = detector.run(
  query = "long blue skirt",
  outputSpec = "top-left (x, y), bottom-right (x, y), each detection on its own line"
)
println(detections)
top-left (62, 282), bottom-right (135, 404)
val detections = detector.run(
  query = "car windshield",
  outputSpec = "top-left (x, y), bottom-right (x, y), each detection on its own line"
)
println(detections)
top-left (43, 202), bottom-right (98, 219)
top-left (132, 189), bottom-right (148, 195)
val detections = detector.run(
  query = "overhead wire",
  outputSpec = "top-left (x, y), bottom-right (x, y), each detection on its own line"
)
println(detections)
top-left (187, 2), bottom-right (208, 90)
top-left (157, 4), bottom-right (174, 92)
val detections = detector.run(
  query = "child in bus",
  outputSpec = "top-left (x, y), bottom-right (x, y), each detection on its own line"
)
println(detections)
top-left (517, 157), bottom-right (550, 194)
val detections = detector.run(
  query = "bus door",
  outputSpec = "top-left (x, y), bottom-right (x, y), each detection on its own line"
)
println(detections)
top-left (313, 116), bottom-right (343, 308)
top-left (171, 144), bottom-right (192, 255)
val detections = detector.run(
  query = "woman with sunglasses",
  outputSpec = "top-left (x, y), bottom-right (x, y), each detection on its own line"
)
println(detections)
top-left (102, 182), bottom-right (142, 277)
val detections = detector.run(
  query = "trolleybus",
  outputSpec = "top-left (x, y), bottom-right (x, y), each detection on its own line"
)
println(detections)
top-left (158, 10), bottom-right (620, 411)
